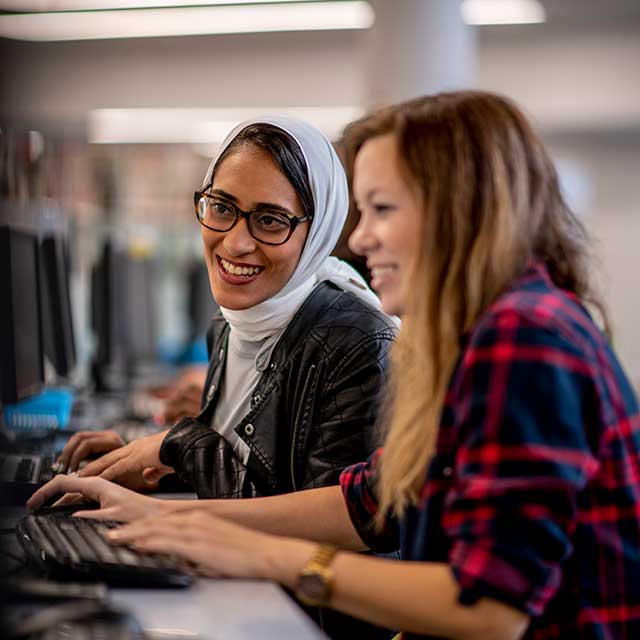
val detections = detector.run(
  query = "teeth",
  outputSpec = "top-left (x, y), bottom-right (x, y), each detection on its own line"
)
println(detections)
top-left (220, 258), bottom-right (261, 276)
top-left (370, 266), bottom-right (396, 278)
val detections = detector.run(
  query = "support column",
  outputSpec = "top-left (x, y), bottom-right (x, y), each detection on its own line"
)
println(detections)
top-left (366, 0), bottom-right (476, 106)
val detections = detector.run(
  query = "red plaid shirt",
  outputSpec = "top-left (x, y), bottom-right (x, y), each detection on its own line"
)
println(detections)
top-left (340, 263), bottom-right (640, 639)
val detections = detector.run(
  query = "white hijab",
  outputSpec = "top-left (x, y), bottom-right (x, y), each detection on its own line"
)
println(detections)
top-left (203, 115), bottom-right (383, 342)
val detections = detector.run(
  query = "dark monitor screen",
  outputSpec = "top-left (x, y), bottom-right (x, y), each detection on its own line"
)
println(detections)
top-left (39, 234), bottom-right (77, 377)
top-left (122, 256), bottom-right (156, 365)
top-left (90, 241), bottom-right (156, 387)
top-left (186, 258), bottom-right (218, 341)
top-left (90, 241), bottom-right (124, 372)
top-left (0, 226), bottom-right (44, 404)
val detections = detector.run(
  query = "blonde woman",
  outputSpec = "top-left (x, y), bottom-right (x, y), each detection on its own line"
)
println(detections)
top-left (31, 92), bottom-right (640, 640)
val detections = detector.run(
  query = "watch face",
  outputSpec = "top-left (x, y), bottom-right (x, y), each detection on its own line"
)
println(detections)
top-left (298, 573), bottom-right (328, 603)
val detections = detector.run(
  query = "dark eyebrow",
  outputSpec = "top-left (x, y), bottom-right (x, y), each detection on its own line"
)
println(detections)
top-left (210, 188), bottom-right (296, 217)
top-left (210, 188), bottom-right (239, 203)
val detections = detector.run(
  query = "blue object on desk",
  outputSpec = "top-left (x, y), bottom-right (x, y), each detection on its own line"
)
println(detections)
top-left (3, 387), bottom-right (75, 432)
top-left (176, 337), bottom-right (209, 365)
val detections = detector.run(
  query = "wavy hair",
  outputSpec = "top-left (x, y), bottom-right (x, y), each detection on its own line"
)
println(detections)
top-left (341, 91), bottom-right (607, 520)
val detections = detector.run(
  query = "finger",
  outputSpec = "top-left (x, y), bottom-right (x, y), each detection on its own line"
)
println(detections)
top-left (73, 506), bottom-right (121, 521)
top-left (107, 517), bottom-right (185, 543)
top-left (69, 437), bottom-right (120, 473)
top-left (52, 492), bottom-right (85, 507)
top-left (27, 475), bottom-right (101, 510)
top-left (56, 432), bottom-right (92, 472)
top-left (77, 447), bottom-right (127, 478)
top-left (131, 538), bottom-right (223, 578)
top-left (98, 460), bottom-right (125, 483)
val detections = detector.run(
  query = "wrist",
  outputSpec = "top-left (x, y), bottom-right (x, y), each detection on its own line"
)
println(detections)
top-left (260, 536), bottom-right (316, 588)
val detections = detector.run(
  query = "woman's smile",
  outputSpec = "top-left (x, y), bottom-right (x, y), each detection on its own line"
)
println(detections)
top-left (216, 255), bottom-right (266, 285)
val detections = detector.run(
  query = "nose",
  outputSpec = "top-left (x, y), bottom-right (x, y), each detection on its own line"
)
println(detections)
top-left (223, 218), bottom-right (257, 256)
top-left (348, 211), bottom-right (378, 257)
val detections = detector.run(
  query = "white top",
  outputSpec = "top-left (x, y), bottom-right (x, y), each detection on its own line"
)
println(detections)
top-left (210, 330), bottom-right (284, 464)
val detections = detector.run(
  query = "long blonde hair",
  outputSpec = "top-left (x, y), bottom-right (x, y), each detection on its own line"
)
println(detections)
top-left (341, 91), bottom-right (607, 520)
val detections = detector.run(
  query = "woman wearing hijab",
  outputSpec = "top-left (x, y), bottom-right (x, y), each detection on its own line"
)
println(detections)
top-left (63, 116), bottom-right (396, 508)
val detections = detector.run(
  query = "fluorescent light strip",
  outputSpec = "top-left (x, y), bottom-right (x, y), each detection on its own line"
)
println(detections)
top-left (461, 0), bottom-right (545, 25)
top-left (0, 2), bottom-right (374, 41)
top-left (88, 106), bottom-right (366, 144)
top-left (0, 0), bottom-right (318, 11)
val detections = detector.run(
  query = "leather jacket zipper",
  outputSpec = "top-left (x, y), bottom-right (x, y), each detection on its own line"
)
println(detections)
top-left (290, 364), bottom-right (316, 491)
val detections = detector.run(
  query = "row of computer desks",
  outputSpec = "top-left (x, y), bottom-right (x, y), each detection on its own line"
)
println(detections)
top-left (0, 223), bottom-right (327, 639)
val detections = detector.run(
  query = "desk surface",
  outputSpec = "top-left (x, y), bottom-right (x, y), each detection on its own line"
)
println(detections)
top-left (2, 505), bottom-right (327, 640)
top-left (112, 579), bottom-right (327, 640)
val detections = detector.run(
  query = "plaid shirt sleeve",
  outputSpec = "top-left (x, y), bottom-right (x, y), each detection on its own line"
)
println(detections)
top-left (443, 307), bottom-right (601, 616)
top-left (340, 449), bottom-right (400, 553)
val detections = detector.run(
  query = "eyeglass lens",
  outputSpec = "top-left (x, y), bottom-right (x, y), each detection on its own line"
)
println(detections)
top-left (197, 196), bottom-right (293, 244)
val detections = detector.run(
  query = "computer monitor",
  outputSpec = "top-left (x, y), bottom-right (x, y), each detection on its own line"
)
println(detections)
top-left (122, 254), bottom-right (156, 367)
top-left (90, 240), bottom-right (126, 391)
top-left (0, 225), bottom-right (45, 404)
top-left (90, 239), bottom-right (157, 390)
top-left (39, 233), bottom-right (77, 377)
top-left (186, 258), bottom-right (218, 342)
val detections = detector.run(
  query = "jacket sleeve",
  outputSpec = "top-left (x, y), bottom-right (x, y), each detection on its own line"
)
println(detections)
top-left (160, 417), bottom-right (253, 499)
top-left (298, 331), bottom-right (394, 490)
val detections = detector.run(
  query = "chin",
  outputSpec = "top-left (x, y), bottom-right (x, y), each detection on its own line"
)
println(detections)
top-left (380, 296), bottom-right (402, 317)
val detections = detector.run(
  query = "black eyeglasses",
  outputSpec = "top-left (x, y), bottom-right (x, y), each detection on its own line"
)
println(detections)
top-left (193, 187), bottom-right (312, 246)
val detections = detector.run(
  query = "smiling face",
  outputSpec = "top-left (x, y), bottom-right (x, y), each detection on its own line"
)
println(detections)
top-left (348, 133), bottom-right (422, 317)
top-left (201, 144), bottom-right (310, 310)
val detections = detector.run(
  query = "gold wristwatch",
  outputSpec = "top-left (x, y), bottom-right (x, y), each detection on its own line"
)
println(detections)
top-left (294, 544), bottom-right (338, 607)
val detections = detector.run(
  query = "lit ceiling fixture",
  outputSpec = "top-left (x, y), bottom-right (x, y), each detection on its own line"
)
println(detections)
top-left (0, 1), bottom-right (323, 9)
top-left (461, 0), bottom-right (546, 25)
top-left (0, 1), bottom-right (374, 41)
top-left (87, 106), bottom-right (366, 144)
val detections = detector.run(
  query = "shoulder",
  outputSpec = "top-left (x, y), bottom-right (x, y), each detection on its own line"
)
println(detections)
top-left (469, 270), bottom-right (606, 364)
top-left (280, 282), bottom-right (397, 366)
top-left (300, 281), bottom-right (397, 341)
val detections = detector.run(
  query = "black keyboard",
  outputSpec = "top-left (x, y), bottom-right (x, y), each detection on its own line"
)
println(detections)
top-left (17, 507), bottom-right (193, 588)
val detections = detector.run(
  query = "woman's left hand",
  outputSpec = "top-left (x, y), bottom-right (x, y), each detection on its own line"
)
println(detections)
top-left (106, 510), bottom-right (313, 583)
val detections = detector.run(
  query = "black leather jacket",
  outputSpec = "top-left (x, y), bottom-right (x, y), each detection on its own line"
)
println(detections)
top-left (159, 281), bottom-right (396, 499)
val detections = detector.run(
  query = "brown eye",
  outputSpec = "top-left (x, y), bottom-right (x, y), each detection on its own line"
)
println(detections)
top-left (254, 213), bottom-right (289, 230)
top-left (209, 200), bottom-right (236, 220)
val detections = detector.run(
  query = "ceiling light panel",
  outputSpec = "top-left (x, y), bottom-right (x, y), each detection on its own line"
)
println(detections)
top-left (88, 106), bottom-right (366, 144)
top-left (461, 0), bottom-right (546, 25)
top-left (0, 0), bottom-right (319, 10)
top-left (0, 2), bottom-right (375, 41)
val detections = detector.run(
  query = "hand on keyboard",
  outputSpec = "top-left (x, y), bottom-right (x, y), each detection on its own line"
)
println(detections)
top-left (106, 509), bottom-right (289, 582)
top-left (26, 475), bottom-right (165, 522)
top-left (76, 430), bottom-right (173, 490)
top-left (55, 430), bottom-right (126, 474)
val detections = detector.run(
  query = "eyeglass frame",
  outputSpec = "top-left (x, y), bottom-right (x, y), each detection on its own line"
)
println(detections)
top-left (193, 185), bottom-right (313, 246)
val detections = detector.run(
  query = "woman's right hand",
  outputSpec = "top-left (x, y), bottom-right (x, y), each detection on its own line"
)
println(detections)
top-left (76, 430), bottom-right (173, 489)
top-left (26, 475), bottom-right (164, 522)
top-left (55, 430), bottom-right (125, 474)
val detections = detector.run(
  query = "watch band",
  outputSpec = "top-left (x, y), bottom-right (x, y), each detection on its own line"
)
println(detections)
top-left (310, 543), bottom-right (338, 568)
top-left (295, 543), bottom-right (338, 607)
